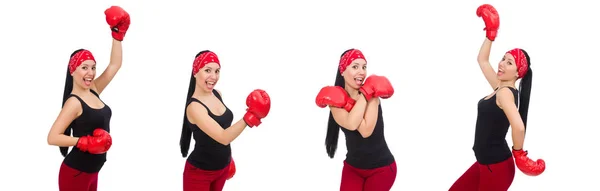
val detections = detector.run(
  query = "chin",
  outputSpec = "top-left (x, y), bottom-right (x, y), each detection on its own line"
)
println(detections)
top-left (202, 86), bottom-right (214, 92)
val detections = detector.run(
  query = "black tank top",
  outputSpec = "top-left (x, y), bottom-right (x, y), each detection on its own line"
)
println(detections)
top-left (63, 90), bottom-right (112, 173)
top-left (186, 89), bottom-right (234, 170)
top-left (472, 87), bottom-right (519, 165)
top-left (341, 104), bottom-right (395, 169)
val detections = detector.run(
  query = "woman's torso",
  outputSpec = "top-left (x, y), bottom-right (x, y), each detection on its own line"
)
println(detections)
top-left (472, 87), bottom-right (518, 165)
top-left (186, 89), bottom-right (234, 170)
top-left (63, 90), bottom-right (112, 173)
top-left (341, 103), bottom-right (395, 169)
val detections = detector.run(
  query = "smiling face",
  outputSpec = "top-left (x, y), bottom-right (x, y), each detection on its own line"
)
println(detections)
top-left (497, 53), bottom-right (519, 81)
top-left (71, 60), bottom-right (96, 89)
top-left (342, 58), bottom-right (367, 90)
top-left (194, 62), bottom-right (220, 92)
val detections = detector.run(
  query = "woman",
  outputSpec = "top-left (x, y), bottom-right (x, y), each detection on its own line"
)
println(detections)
top-left (448, 4), bottom-right (546, 191)
top-left (46, 5), bottom-right (130, 191)
top-left (179, 50), bottom-right (271, 191)
top-left (315, 48), bottom-right (397, 191)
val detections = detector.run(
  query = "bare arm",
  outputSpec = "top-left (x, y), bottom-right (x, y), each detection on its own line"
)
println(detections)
top-left (330, 95), bottom-right (368, 131)
top-left (357, 98), bottom-right (380, 138)
top-left (92, 39), bottom-right (123, 95)
top-left (477, 38), bottom-right (499, 90)
top-left (47, 97), bottom-right (83, 146)
top-left (187, 103), bottom-right (247, 145)
top-left (497, 88), bottom-right (525, 150)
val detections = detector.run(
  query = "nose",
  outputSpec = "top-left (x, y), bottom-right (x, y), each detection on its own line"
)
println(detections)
top-left (207, 73), bottom-right (217, 79)
top-left (358, 68), bottom-right (366, 75)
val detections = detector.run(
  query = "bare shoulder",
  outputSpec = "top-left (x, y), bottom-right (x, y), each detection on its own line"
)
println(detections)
top-left (186, 101), bottom-right (208, 124)
top-left (62, 96), bottom-right (83, 116)
top-left (496, 87), bottom-right (515, 100)
top-left (496, 87), bottom-right (516, 108)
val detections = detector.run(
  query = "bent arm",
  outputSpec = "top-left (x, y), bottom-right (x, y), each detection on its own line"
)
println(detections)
top-left (330, 95), bottom-right (368, 131)
top-left (497, 88), bottom-right (525, 150)
top-left (93, 39), bottom-right (123, 94)
top-left (187, 103), bottom-right (247, 145)
top-left (357, 98), bottom-right (380, 138)
top-left (47, 98), bottom-right (82, 147)
top-left (477, 38), bottom-right (499, 90)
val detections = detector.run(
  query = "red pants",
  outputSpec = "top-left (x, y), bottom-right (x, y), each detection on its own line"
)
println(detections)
top-left (449, 157), bottom-right (515, 191)
top-left (183, 161), bottom-right (230, 191)
top-left (340, 160), bottom-right (397, 191)
top-left (58, 162), bottom-right (99, 191)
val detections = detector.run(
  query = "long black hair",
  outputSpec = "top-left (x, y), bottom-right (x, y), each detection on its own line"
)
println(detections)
top-left (180, 50), bottom-right (211, 157)
top-left (517, 49), bottom-right (532, 134)
top-left (60, 48), bottom-right (85, 157)
top-left (325, 49), bottom-right (354, 158)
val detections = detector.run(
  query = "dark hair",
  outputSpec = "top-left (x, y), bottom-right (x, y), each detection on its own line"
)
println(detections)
top-left (325, 49), bottom-right (354, 158)
top-left (180, 50), bottom-right (211, 157)
top-left (59, 48), bottom-right (85, 157)
top-left (517, 49), bottom-right (532, 134)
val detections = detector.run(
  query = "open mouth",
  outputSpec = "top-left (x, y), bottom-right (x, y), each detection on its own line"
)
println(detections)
top-left (84, 77), bottom-right (93, 86)
top-left (497, 68), bottom-right (504, 76)
top-left (206, 81), bottom-right (216, 89)
top-left (354, 77), bottom-right (363, 86)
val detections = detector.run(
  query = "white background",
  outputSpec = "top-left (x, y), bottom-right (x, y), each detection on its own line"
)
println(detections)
top-left (0, 0), bottom-right (598, 190)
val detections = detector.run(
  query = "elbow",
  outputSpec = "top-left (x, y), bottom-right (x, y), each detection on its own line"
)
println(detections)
top-left (513, 126), bottom-right (525, 134)
top-left (215, 133), bottom-right (232, 146)
top-left (360, 132), bottom-right (373, 138)
top-left (358, 126), bottom-right (374, 138)
top-left (47, 135), bottom-right (56, 146)
top-left (215, 138), bottom-right (231, 146)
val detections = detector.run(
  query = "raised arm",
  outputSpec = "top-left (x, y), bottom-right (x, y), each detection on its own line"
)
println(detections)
top-left (187, 103), bottom-right (247, 146)
top-left (477, 39), bottom-right (499, 90)
top-left (476, 4), bottom-right (501, 90)
top-left (92, 6), bottom-right (131, 95)
top-left (47, 97), bottom-right (82, 146)
top-left (93, 40), bottom-right (122, 94)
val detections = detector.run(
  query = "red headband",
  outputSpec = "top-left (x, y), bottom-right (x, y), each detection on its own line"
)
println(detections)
top-left (68, 50), bottom-right (96, 74)
top-left (507, 48), bottom-right (528, 78)
top-left (192, 51), bottom-right (221, 76)
top-left (339, 49), bottom-right (366, 74)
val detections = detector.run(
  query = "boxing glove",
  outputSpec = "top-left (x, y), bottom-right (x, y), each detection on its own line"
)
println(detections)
top-left (243, 89), bottom-right (271, 127)
top-left (227, 158), bottom-right (236, 180)
top-left (105, 6), bottom-right (131, 41)
top-left (359, 75), bottom-right (394, 101)
top-left (315, 86), bottom-right (356, 112)
top-left (476, 4), bottom-right (500, 41)
top-left (512, 148), bottom-right (546, 176)
top-left (76, 128), bottom-right (112, 154)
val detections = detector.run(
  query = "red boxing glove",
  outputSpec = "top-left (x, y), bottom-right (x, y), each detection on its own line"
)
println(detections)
top-left (359, 75), bottom-right (394, 101)
top-left (243, 89), bottom-right (271, 127)
top-left (512, 148), bottom-right (546, 176)
top-left (315, 86), bottom-right (355, 112)
top-left (226, 158), bottom-right (236, 180)
top-left (76, 128), bottom-right (112, 154)
top-left (105, 6), bottom-right (131, 41)
top-left (476, 4), bottom-right (500, 41)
